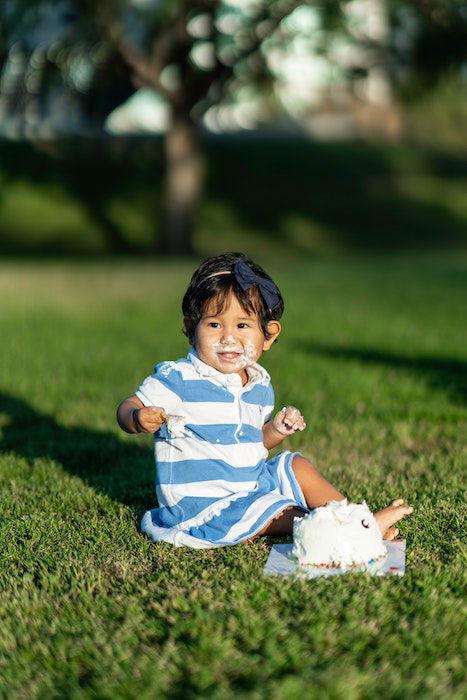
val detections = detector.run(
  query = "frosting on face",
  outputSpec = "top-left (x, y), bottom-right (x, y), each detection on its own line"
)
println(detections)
top-left (292, 500), bottom-right (387, 569)
top-left (208, 339), bottom-right (259, 371)
top-left (193, 290), bottom-right (275, 381)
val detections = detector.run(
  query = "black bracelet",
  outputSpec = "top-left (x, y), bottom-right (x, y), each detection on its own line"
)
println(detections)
top-left (132, 408), bottom-right (141, 432)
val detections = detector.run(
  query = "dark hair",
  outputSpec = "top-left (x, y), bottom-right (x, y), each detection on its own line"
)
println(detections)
top-left (182, 252), bottom-right (284, 343)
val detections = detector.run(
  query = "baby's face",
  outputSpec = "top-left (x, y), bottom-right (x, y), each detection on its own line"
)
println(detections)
top-left (192, 290), bottom-right (279, 382)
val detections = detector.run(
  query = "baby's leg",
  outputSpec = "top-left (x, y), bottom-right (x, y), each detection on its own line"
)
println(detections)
top-left (293, 457), bottom-right (413, 539)
top-left (255, 458), bottom-right (413, 539)
top-left (292, 455), bottom-right (345, 508)
top-left (253, 506), bottom-right (304, 537)
top-left (253, 456), bottom-right (343, 538)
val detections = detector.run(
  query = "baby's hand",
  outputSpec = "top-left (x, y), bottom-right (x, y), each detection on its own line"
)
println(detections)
top-left (271, 406), bottom-right (306, 436)
top-left (134, 406), bottom-right (167, 433)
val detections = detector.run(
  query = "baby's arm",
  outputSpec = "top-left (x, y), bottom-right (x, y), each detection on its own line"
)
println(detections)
top-left (263, 406), bottom-right (306, 449)
top-left (117, 395), bottom-right (167, 434)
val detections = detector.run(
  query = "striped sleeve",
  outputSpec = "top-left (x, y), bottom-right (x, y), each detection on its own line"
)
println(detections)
top-left (135, 361), bottom-right (183, 414)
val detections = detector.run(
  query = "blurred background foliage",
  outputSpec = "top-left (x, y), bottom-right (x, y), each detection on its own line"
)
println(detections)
top-left (0, 0), bottom-right (466, 257)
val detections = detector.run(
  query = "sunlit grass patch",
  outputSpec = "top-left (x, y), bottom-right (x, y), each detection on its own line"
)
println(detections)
top-left (0, 255), bottom-right (465, 696)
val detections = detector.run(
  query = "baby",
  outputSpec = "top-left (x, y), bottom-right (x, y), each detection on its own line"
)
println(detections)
top-left (117, 252), bottom-right (412, 548)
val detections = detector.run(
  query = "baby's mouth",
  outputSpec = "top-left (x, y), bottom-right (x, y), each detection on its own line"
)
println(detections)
top-left (217, 350), bottom-right (243, 363)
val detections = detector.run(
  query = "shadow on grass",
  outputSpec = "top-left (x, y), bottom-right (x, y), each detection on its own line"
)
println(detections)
top-left (0, 393), bottom-right (155, 515)
top-left (299, 340), bottom-right (467, 405)
top-left (207, 137), bottom-right (467, 252)
top-left (1, 137), bottom-right (467, 255)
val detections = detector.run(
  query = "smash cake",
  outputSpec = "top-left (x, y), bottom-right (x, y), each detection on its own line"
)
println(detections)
top-left (292, 500), bottom-right (387, 570)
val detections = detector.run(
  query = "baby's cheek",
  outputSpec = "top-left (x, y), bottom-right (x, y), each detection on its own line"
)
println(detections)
top-left (243, 342), bottom-right (259, 363)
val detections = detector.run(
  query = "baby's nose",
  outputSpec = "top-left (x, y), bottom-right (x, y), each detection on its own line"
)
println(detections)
top-left (220, 334), bottom-right (237, 345)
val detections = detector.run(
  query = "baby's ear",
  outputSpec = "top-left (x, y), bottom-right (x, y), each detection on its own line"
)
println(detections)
top-left (263, 320), bottom-right (281, 350)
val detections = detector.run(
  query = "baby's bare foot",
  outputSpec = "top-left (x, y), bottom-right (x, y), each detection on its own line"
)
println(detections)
top-left (374, 499), bottom-right (413, 540)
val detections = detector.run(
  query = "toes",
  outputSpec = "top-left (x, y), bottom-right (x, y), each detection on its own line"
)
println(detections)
top-left (390, 498), bottom-right (404, 507)
top-left (383, 526), bottom-right (399, 541)
top-left (391, 505), bottom-right (413, 523)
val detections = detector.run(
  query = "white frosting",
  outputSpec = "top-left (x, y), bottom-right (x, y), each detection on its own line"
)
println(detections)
top-left (210, 339), bottom-right (259, 371)
top-left (292, 500), bottom-right (387, 568)
top-left (166, 415), bottom-right (186, 438)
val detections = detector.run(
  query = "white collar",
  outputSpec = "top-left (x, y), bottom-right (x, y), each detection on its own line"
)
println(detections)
top-left (187, 347), bottom-right (270, 388)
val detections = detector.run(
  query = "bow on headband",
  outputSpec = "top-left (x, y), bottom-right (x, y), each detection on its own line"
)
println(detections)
top-left (233, 260), bottom-right (280, 309)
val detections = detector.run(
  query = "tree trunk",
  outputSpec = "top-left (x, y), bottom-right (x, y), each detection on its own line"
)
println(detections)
top-left (158, 108), bottom-right (203, 255)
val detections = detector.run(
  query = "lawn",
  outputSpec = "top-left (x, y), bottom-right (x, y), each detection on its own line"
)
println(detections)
top-left (0, 254), bottom-right (465, 698)
top-left (1, 137), bottom-right (467, 257)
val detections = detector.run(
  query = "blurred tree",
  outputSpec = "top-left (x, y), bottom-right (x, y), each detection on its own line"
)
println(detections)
top-left (85, 0), bottom-right (311, 254)
top-left (0, 1), bottom-right (137, 251)
top-left (74, 0), bottom-right (467, 254)
top-left (1, 0), bottom-right (312, 253)
top-left (1, 0), bottom-right (466, 254)
top-left (315, 1), bottom-right (467, 140)
top-left (389, 0), bottom-right (467, 99)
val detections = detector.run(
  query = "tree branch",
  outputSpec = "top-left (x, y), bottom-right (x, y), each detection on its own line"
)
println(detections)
top-left (95, 6), bottom-right (176, 103)
top-left (194, 0), bottom-right (308, 117)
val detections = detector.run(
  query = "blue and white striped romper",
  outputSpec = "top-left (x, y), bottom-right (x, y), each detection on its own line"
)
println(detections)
top-left (137, 348), bottom-right (307, 548)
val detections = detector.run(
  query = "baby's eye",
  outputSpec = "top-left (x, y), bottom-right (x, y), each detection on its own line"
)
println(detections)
top-left (361, 519), bottom-right (370, 529)
top-left (237, 323), bottom-right (249, 328)
top-left (208, 322), bottom-right (220, 328)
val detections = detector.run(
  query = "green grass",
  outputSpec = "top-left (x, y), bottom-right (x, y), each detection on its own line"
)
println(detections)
top-left (0, 255), bottom-right (466, 698)
top-left (1, 137), bottom-right (467, 257)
